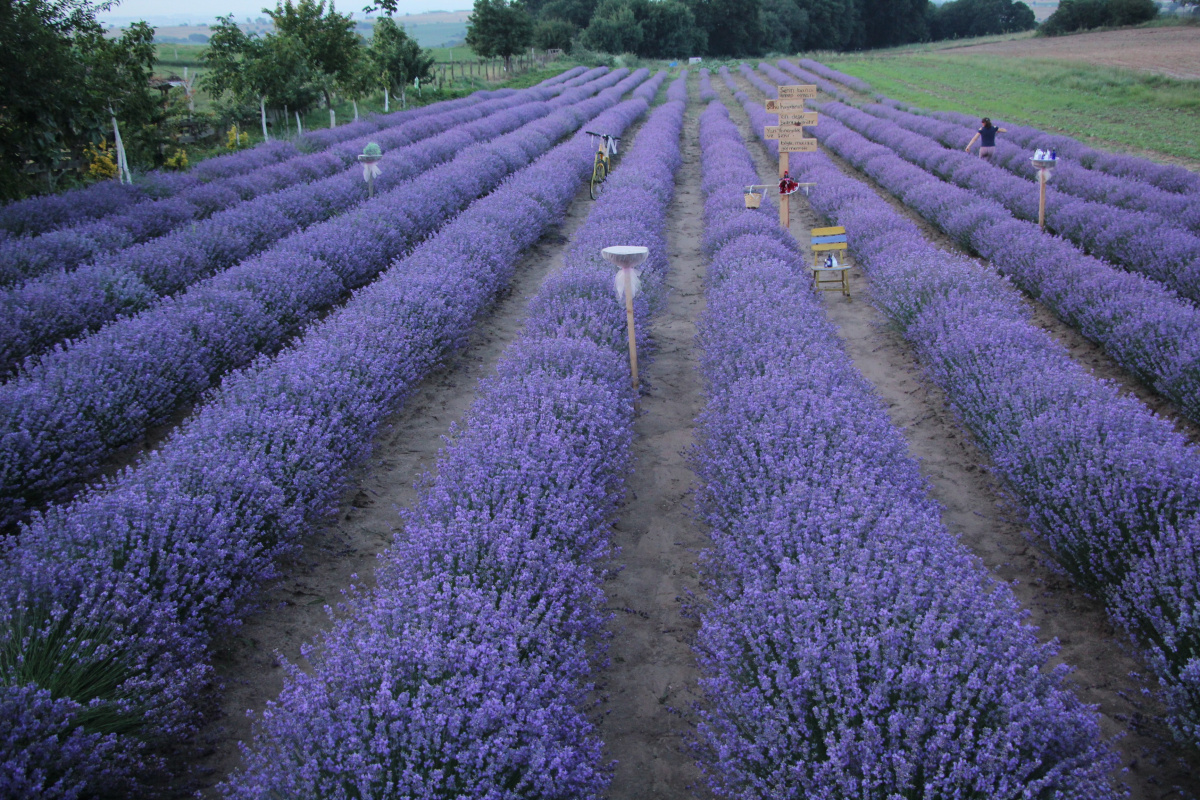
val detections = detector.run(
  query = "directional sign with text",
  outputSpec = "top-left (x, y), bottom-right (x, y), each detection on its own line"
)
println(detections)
top-left (765, 98), bottom-right (809, 112)
top-left (780, 139), bottom-right (818, 153)
top-left (778, 84), bottom-right (817, 99)
top-left (776, 111), bottom-right (819, 126)
top-left (765, 126), bottom-right (817, 142)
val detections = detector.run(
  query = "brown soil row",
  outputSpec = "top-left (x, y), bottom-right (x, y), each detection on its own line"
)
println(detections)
top-left (946, 26), bottom-right (1200, 80)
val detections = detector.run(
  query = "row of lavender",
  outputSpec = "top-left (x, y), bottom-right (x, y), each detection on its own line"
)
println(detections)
top-left (760, 60), bottom-right (1200, 429)
top-left (0, 73), bottom-right (656, 799)
top-left (0, 70), bottom-right (596, 288)
top-left (692, 96), bottom-right (1117, 799)
top-left (222, 74), bottom-right (687, 800)
top-left (804, 92), bottom-right (1200, 304)
top-left (860, 99), bottom-right (1200, 234)
top-left (0, 71), bottom-right (616, 377)
top-left (729, 78), bottom-right (1200, 748)
top-left (0, 70), bottom-right (640, 534)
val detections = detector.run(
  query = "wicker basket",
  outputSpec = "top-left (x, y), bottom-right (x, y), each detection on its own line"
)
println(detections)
top-left (744, 190), bottom-right (763, 209)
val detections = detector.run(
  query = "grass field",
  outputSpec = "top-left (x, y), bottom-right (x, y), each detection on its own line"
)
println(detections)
top-left (822, 51), bottom-right (1200, 164)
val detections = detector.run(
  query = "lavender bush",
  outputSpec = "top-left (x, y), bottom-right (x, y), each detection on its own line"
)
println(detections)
top-left (731, 83), bottom-right (1200, 746)
top-left (0, 69), bottom-right (646, 533)
top-left (699, 69), bottom-right (717, 102)
top-left (0, 77), bottom-right (655, 798)
top-left (223, 76), bottom-right (687, 800)
top-left (0, 70), bottom-right (627, 375)
top-left (692, 98), bottom-right (1117, 798)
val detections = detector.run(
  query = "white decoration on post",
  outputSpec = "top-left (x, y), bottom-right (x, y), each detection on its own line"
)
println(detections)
top-left (358, 143), bottom-right (383, 198)
top-left (602, 246), bottom-right (649, 392)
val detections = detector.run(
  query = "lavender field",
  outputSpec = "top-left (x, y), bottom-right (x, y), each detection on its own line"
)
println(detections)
top-left (2, 60), bottom-right (1199, 800)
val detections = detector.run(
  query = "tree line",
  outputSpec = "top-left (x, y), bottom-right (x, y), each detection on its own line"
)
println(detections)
top-left (456, 0), bottom-right (1040, 59)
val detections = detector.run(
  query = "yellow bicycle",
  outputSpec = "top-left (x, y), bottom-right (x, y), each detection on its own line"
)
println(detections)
top-left (587, 131), bottom-right (620, 200)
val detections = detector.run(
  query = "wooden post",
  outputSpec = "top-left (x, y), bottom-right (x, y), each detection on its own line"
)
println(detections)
top-left (1038, 175), bottom-right (1047, 231)
top-left (779, 151), bottom-right (789, 228)
top-left (624, 269), bottom-right (638, 390)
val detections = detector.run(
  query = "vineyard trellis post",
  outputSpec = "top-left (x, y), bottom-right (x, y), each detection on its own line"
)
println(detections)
top-left (764, 85), bottom-right (818, 228)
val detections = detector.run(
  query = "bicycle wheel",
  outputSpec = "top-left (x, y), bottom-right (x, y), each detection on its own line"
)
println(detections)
top-left (590, 158), bottom-right (608, 200)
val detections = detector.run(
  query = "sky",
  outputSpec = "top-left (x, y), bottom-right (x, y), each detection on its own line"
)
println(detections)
top-left (100, 0), bottom-right (470, 25)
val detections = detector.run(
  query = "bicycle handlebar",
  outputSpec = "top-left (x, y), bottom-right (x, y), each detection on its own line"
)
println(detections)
top-left (585, 131), bottom-right (621, 140)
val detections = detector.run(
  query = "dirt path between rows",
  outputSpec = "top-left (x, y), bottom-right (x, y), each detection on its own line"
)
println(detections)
top-left (724, 73), bottom-right (1200, 800)
top-left (171, 170), bottom-right (613, 797)
top-left (599, 98), bottom-right (713, 800)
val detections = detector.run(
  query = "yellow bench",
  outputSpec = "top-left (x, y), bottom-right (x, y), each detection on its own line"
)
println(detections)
top-left (810, 225), bottom-right (851, 297)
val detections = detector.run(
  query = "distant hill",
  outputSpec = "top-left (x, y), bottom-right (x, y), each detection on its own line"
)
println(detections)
top-left (109, 10), bottom-right (471, 48)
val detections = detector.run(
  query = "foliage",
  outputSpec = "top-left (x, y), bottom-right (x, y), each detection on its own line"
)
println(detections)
top-left (0, 1), bottom-right (160, 200)
top-left (163, 148), bottom-right (188, 170)
top-left (266, 0), bottom-right (361, 110)
top-left (465, 0), bottom-right (535, 70)
top-left (370, 17), bottom-right (436, 107)
top-left (533, 17), bottom-right (577, 51)
top-left (1040, 0), bottom-right (1157, 34)
top-left (225, 125), bottom-right (247, 149)
top-left (758, 0), bottom-right (809, 53)
top-left (83, 140), bottom-right (119, 180)
top-left (689, 0), bottom-right (763, 55)
top-left (929, 0), bottom-right (1036, 39)
top-left (580, 0), bottom-right (705, 56)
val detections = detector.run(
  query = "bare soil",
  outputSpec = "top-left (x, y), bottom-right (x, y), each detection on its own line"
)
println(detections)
top-left (947, 26), bottom-right (1200, 80)
top-left (598, 100), bottom-right (713, 799)
top-left (725, 72), bottom-right (1200, 799)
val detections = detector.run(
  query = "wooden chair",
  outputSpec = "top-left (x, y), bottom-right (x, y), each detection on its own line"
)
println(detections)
top-left (810, 225), bottom-right (851, 297)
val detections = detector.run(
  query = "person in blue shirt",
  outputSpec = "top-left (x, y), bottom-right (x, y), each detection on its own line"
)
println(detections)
top-left (965, 117), bottom-right (1007, 160)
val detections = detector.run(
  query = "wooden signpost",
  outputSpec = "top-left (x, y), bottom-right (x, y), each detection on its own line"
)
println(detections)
top-left (766, 85), bottom-right (818, 228)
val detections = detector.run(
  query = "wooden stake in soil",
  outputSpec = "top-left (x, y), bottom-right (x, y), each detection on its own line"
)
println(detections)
top-left (602, 246), bottom-right (649, 392)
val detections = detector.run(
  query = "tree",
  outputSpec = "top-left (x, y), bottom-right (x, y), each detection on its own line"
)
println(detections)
top-left (1038, 0), bottom-right (1144, 34)
top-left (266, 0), bottom-right (361, 127)
top-left (370, 17), bottom-right (435, 109)
top-left (580, 0), bottom-right (704, 56)
top-left (859, 0), bottom-right (930, 47)
top-left (465, 0), bottom-right (534, 72)
top-left (641, 0), bottom-right (706, 56)
top-left (930, 0), bottom-right (1034, 38)
top-left (580, 0), bottom-right (643, 53)
top-left (0, 0), bottom-right (159, 199)
top-left (759, 0), bottom-right (808, 53)
top-left (532, 17), bottom-right (577, 51)
top-left (687, 0), bottom-right (763, 56)
top-left (205, 15), bottom-right (324, 137)
top-left (539, 0), bottom-right (599, 26)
